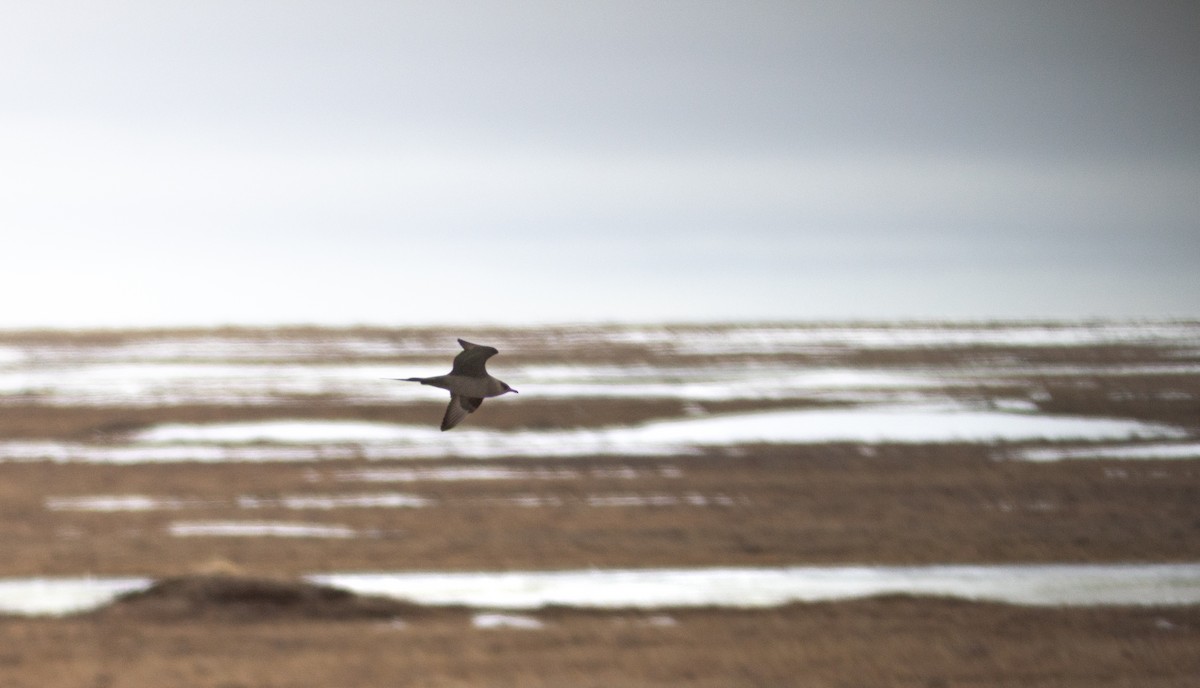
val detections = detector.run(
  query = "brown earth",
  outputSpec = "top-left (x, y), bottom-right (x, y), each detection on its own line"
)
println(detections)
top-left (0, 327), bottom-right (1197, 685)
top-left (0, 448), bottom-right (1198, 576)
top-left (0, 447), bottom-right (1197, 686)
top-left (1, 591), bottom-right (1197, 687)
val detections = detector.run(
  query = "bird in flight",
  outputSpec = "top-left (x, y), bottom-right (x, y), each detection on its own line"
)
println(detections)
top-left (396, 339), bottom-right (518, 431)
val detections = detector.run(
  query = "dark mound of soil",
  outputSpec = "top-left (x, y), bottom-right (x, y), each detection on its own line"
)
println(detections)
top-left (102, 574), bottom-right (430, 621)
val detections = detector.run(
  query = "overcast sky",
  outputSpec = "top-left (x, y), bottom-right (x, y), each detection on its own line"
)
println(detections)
top-left (2, 1), bottom-right (1197, 328)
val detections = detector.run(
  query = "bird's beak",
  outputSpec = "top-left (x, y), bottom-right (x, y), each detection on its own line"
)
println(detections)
top-left (510, 388), bottom-right (519, 394)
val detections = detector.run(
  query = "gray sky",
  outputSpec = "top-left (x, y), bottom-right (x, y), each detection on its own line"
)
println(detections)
top-left (2, 1), bottom-right (1197, 327)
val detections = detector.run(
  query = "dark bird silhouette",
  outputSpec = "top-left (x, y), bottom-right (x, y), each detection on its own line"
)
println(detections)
top-left (396, 339), bottom-right (518, 430)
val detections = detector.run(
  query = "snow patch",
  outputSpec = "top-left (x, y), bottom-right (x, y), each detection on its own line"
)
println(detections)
top-left (1015, 442), bottom-right (1200, 462)
top-left (314, 563), bottom-right (1200, 609)
top-left (3, 563), bottom-right (1199, 616)
top-left (168, 521), bottom-right (359, 538)
top-left (472, 613), bottom-right (545, 629)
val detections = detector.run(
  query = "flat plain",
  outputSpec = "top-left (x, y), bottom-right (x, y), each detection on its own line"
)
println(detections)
top-left (0, 322), bottom-right (1197, 686)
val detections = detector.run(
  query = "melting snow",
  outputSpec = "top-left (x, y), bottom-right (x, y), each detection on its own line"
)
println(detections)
top-left (472, 613), bottom-right (545, 629)
top-left (139, 421), bottom-right (409, 444)
top-left (0, 441), bottom-right (359, 464)
top-left (0, 347), bottom-right (24, 366)
top-left (607, 322), bottom-right (1200, 353)
top-left (614, 405), bottom-right (1186, 445)
top-left (4, 563), bottom-right (1199, 617)
top-left (1015, 442), bottom-right (1200, 462)
top-left (167, 521), bottom-right (359, 538)
top-left (335, 466), bottom-right (585, 482)
top-left (237, 493), bottom-right (434, 509)
top-left (43, 490), bottom-right (733, 513)
top-left (143, 405), bottom-right (1186, 453)
top-left (318, 563), bottom-right (1200, 609)
top-left (0, 322), bottom-right (1195, 409)
top-left (0, 402), bottom-right (1187, 464)
top-left (45, 495), bottom-right (200, 512)
top-left (0, 578), bottom-right (152, 616)
top-left (584, 493), bottom-right (734, 507)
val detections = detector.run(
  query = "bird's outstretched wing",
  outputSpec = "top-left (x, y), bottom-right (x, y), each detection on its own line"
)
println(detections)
top-left (450, 339), bottom-right (499, 377)
top-left (441, 394), bottom-right (484, 431)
